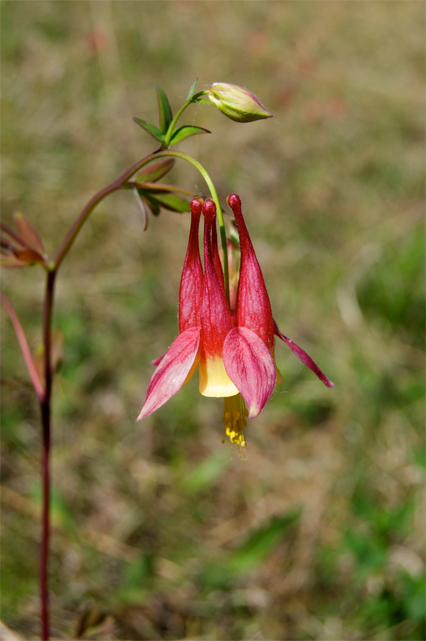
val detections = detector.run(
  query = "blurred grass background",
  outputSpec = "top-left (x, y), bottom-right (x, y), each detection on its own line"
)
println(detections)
top-left (1, 1), bottom-right (424, 639)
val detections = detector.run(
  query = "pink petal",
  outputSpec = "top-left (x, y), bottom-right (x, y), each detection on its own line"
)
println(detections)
top-left (223, 327), bottom-right (276, 418)
top-left (274, 320), bottom-right (335, 389)
top-left (137, 327), bottom-right (200, 421)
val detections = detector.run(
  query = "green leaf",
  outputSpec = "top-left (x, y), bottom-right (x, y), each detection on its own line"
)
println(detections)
top-left (152, 193), bottom-right (191, 213)
top-left (230, 509), bottom-right (301, 572)
top-left (156, 85), bottom-right (173, 134)
top-left (137, 189), bottom-right (191, 215)
top-left (170, 125), bottom-right (211, 145)
top-left (135, 158), bottom-right (175, 183)
top-left (132, 117), bottom-right (164, 142)
top-left (137, 191), bottom-right (161, 217)
top-left (187, 78), bottom-right (198, 100)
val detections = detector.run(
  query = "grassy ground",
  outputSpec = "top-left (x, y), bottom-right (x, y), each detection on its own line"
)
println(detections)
top-left (1, 2), bottom-right (424, 639)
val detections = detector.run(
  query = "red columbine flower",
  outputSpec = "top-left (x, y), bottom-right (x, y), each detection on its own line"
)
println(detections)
top-left (137, 195), bottom-right (334, 450)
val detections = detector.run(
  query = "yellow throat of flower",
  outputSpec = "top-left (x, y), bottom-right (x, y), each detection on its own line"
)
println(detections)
top-left (222, 394), bottom-right (248, 449)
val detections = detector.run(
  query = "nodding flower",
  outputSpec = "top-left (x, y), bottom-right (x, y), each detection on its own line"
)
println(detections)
top-left (137, 196), bottom-right (334, 451)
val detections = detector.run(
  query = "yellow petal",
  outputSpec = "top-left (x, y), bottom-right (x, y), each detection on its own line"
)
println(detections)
top-left (199, 356), bottom-right (238, 398)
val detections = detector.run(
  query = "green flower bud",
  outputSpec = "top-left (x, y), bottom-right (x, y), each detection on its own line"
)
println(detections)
top-left (207, 83), bottom-right (273, 123)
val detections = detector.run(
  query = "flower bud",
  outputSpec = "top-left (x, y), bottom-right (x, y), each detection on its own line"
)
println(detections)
top-left (207, 83), bottom-right (273, 123)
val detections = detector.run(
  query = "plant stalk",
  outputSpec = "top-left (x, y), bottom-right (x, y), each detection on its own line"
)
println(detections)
top-left (39, 269), bottom-right (56, 641)
top-left (39, 397), bottom-right (51, 641)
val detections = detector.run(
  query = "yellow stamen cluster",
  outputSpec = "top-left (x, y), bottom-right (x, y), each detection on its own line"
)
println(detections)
top-left (222, 393), bottom-right (249, 449)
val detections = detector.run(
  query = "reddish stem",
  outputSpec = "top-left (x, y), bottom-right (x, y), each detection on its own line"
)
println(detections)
top-left (52, 152), bottom-right (162, 270)
top-left (39, 269), bottom-right (56, 640)
top-left (39, 399), bottom-right (51, 640)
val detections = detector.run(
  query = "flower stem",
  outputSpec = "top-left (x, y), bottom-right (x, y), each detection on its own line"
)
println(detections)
top-left (148, 150), bottom-right (230, 304)
top-left (161, 100), bottom-right (191, 149)
top-left (161, 91), bottom-right (208, 150)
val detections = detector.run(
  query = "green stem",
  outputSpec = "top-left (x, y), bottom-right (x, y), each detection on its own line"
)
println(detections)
top-left (152, 150), bottom-right (229, 304)
top-left (162, 91), bottom-right (209, 150)
top-left (162, 101), bottom-right (191, 149)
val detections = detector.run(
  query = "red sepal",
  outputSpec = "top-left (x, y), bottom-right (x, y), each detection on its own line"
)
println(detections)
top-left (179, 199), bottom-right (203, 332)
top-left (274, 320), bottom-right (335, 388)
top-left (227, 194), bottom-right (274, 350)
